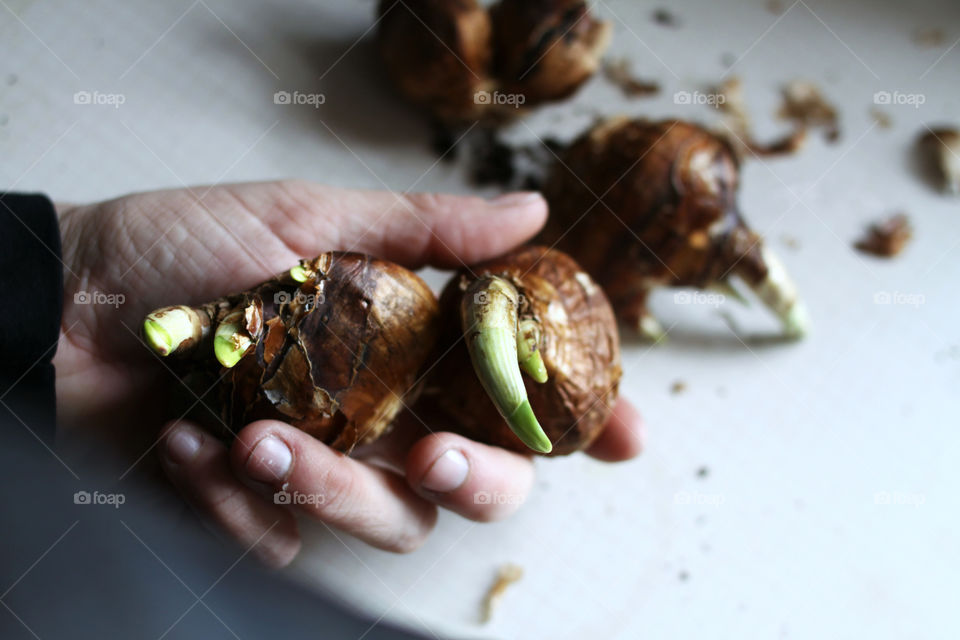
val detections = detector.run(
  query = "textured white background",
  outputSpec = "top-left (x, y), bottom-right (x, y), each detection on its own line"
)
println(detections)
top-left (2, 0), bottom-right (958, 638)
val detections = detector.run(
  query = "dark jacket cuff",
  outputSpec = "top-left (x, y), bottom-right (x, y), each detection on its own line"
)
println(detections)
top-left (0, 193), bottom-right (63, 442)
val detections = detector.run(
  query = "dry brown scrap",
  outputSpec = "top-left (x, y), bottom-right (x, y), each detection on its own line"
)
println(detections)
top-left (913, 27), bottom-right (946, 47)
top-left (481, 563), bottom-right (524, 623)
top-left (854, 214), bottom-right (912, 258)
top-left (766, 0), bottom-right (784, 16)
top-left (602, 57), bottom-right (660, 97)
top-left (778, 79), bottom-right (840, 142)
top-left (870, 108), bottom-right (892, 129)
top-left (711, 77), bottom-right (807, 157)
top-left (781, 235), bottom-right (801, 251)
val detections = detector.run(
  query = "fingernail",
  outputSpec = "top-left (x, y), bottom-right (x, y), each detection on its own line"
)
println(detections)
top-left (165, 425), bottom-right (203, 465)
top-left (245, 436), bottom-right (292, 484)
top-left (488, 192), bottom-right (543, 208)
top-left (420, 449), bottom-right (469, 493)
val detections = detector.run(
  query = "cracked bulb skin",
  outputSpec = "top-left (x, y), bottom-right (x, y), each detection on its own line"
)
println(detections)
top-left (425, 246), bottom-right (621, 456)
top-left (376, 0), bottom-right (611, 126)
top-left (143, 253), bottom-right (440, 452)
top-left (540, 118), bottom-right (808, 339)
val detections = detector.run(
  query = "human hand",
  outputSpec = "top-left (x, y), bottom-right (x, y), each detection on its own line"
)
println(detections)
top-left (54, 180), bottom-right (644, 567)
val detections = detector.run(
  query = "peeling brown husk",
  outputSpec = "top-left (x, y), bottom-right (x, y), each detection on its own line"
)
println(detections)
top-left (777, 80), bottom-right (839, 143)
top-left (602, 57), bottom-right (660, 98)
top-left (855, 214), bottom-right (912, 258)
top-left (146, 253), bottom-right (440, 452)
top-left (711, 77), bottom-right (807, 158)
top-left (424, 246), bottom-right (621, 456)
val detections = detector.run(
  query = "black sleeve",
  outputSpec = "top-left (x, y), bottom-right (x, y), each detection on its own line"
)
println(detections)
top-left (0, 196), bottom-right (426, 639)
top-left (0, 193), bottom-right (63, 443)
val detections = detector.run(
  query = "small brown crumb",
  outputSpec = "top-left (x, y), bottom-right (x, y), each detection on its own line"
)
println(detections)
top-left (481, 563), bottom-right (524, 623)
top-left (602, 58), bottom-right (660, 97)
top-left (670, 380), bottom-right (687, 395)
top-left (870, 108), bottom-right (892, 129)
top-left (765, 0), bottom-right (784, 15)
top-left (854, 214), bottom-right (912, 258)
top-left (917, 128), bottom-right (960, 194)
top-left (913, 27), bottom-right (946, 47)
top-left (696, 466), bottom-right (709, 479)
top-left (781, 235), bottom-right (801, 250)
top-left (652, 9), bottom-right (680, 27)
top-left (778, 80), bottom-right (840, 143)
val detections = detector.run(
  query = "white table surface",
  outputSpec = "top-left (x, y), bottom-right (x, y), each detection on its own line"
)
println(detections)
top-left (3, 0), bottom-right (958, 638)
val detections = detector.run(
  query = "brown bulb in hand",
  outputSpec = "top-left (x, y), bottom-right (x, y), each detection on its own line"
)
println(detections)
top-left (143, 253), bottom-right (439, 452)
top-left (424, 246), bottom-right (621, 456)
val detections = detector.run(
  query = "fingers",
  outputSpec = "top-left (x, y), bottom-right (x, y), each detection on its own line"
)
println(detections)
top-left (585, 398), bottom-right (646, 462)
top-left (405, 432), bottom-right (535, 522)
top-left (261, 181), bottom-right (549, 269)
top-left (161, 400), bottom-right (640, 568)
top-left (388, 191), bottom-right (548, 268)
top-left (158, 420), bottom-right (301, 568)
top-left (230, 420), bottom-right (438, 553)
top-left (351, 411), bottom-right (431, 475)
top-left (97, 182), bottom-right (547, 319)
